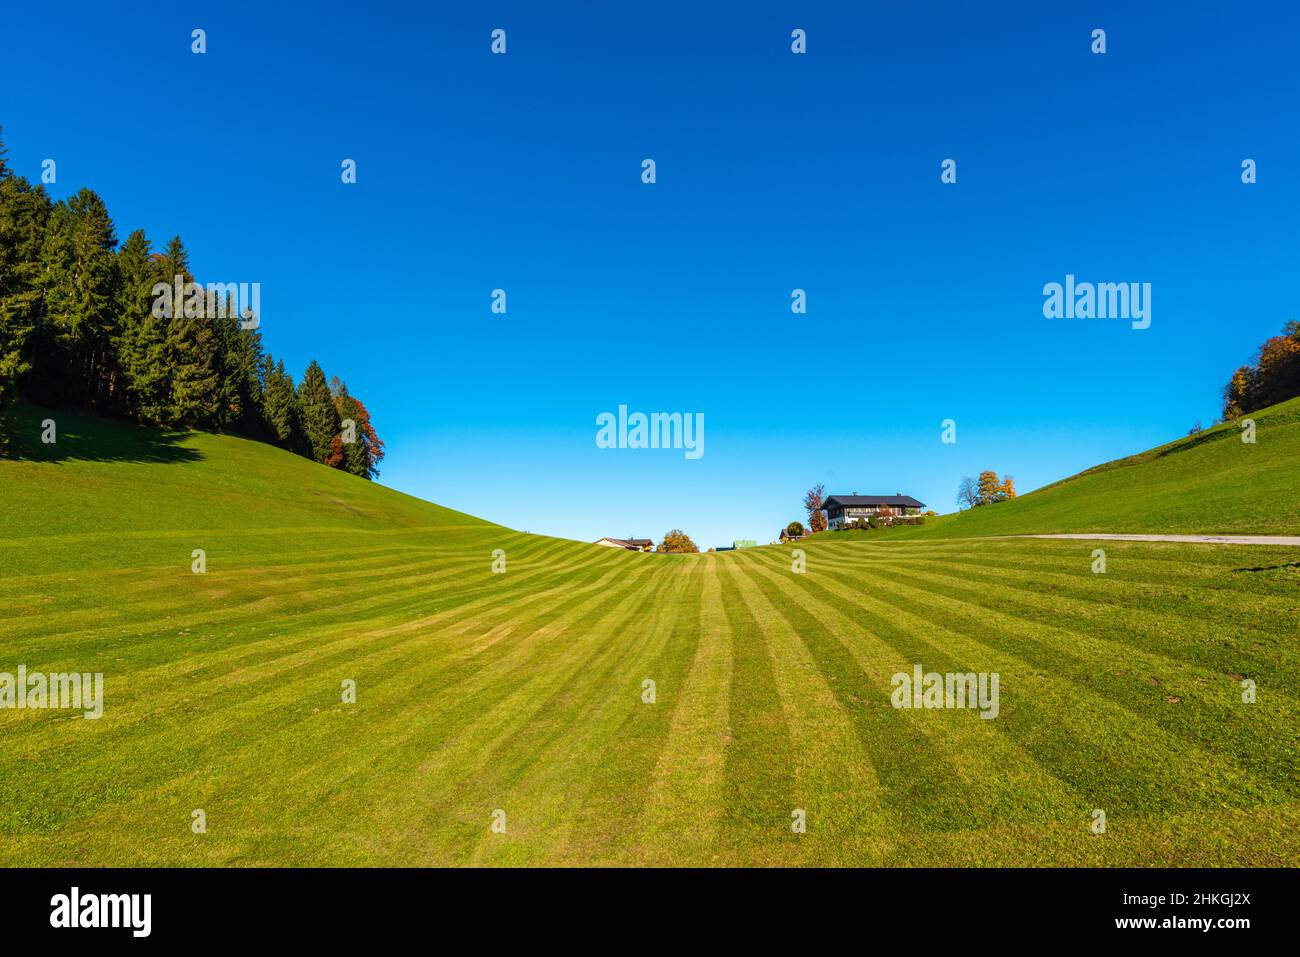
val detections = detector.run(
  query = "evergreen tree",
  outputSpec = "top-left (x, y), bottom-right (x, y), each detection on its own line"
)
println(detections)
top-left (0, 141), bottom-right (52, 411)
top-left (0, 128), bottom-right (381, 465)
top-left (296, 359), bottom-right (339, 462)
top-left (34, 189), bottom-right (119, 407)
top-left (114, 229), bottom-right (162, 419)
top-left (221, 314), bottom-right (266, 436)
top-left (153, 236), bottom-right (218, 427)
top-left (260, 355), bottom-right (298, 447)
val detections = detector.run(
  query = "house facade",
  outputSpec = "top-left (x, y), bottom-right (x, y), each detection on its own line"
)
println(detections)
top-left (821, 495), bottom-right (926, 530)
top-left (594, 537), bottom-right (654, 552)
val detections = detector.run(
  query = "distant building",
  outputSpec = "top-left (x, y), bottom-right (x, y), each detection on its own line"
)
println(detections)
top-left (733, 539), bottom-right (758, 549)
top-left (594, 537), bottom-right (654, 552)
top-left (822, 495), bottom-right (926, 530)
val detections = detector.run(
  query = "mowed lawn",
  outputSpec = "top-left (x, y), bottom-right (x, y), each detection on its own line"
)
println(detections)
top-left (1, 407), bottom-right (1298, 866)
top-left (889, 395), bottom-right (1300, 540)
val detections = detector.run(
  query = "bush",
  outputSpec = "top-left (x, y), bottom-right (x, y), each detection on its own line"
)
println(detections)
top-left (657, 529), bottom-right (699, 553)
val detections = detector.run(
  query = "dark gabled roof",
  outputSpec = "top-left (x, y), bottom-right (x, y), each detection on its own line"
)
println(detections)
top-left (597, 537), bottom-right (653, 547)
top-left (822, 494), bottom-right (926, 509)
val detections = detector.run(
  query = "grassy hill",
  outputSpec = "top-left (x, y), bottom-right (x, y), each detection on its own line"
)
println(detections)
top-left (1, 402), bottom-right (1297, 866)
top-left (886, 396), bottom-right (1300, 539)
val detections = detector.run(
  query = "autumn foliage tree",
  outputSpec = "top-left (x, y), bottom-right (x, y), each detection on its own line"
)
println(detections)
top-left (803, 482), bottom-right (827, 532)
top-left (961, 471), bottom-right (1015, 508)
top-left (1222, 321), bottom-right (1300, 418)
top-left (976, 470), bottom-right (1002, 505)
top-left (657, 529), bottom-right (699, 553)
top-left (329, 381), bottom-right (386, 479)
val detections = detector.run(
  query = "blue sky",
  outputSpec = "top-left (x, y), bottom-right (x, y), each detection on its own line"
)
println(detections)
top-left (4, 2), bottom-right (1297, 547)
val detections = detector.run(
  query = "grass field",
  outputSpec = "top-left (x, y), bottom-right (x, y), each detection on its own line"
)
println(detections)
top-left (887, 396), bottom-right (1300, 540)
top-left (1, 403), bottom-right (1298, 866)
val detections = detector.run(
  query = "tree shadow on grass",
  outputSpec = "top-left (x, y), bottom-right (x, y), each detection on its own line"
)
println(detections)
top-left (0, 403), bottom-right (204, 465)
top-left (1233, 562), bottom-right (1300, 573)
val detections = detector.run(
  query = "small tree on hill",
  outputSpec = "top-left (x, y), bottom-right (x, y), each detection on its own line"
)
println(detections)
top-left (957, 476), bottom-right (978, 511)
top-left (658, 529), bottom-right (699, 553)
top-left (976, 470), bottom-right (1001, 506)
top-left (787, 521), bottom-right (805, 538)
top-left (804, 483), bottom-right (827, 532)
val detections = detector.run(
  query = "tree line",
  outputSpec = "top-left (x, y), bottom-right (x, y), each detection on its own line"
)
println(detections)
top-left (1222, 320), bottom-right (1300, 419)
top-left (957, 471), bottom-right (1015, 510)
top-left (0, 127), bottom-right (383, 477)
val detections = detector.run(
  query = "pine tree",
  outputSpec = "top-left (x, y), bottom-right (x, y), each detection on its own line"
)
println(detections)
top-left (0, 148), bottom-right (52, 411)
top-left (114, 229), bottom-right (162, 419)
top-left (261, 356), bottom-right (298, 447)
top-left (153, 237), bottom-right (218, 427)
top-left (296, 359), bottom-right (339, 462)
top-left (1, 127), bottom-right (381, 461)
top-left (167, 314), bottom-right (219, 427)
top-left (222, 315), bottom-right (266, 436)
top-left (34, 189), bottom-right (120, 407)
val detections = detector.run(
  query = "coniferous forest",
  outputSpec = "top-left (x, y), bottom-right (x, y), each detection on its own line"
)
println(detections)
top-left (0, 126), bottom-right (383, 478)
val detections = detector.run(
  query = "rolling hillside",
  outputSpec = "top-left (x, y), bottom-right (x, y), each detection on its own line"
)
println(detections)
top-left (1, 402), bottom-right (1298, 866)
top-left (889, 396), bottom-right (1300, 539)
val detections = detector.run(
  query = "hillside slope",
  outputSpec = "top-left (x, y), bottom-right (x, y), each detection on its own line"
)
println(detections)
top-left (1, 404), bottom-right (1297, 867)
top-left (0, 403), bottom-right (491, 574)
top-left (887, 396), bottom-right (1300, 539)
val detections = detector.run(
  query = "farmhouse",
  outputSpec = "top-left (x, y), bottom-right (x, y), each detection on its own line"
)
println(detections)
top-left (822, 494), bottom-right (926, 530)
top-left (594, 537), bottom-right (654, 552)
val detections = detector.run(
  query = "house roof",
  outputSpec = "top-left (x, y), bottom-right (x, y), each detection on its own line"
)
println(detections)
top-left (595, 537), bottom-right (653, 547)
top-left (822, 494), bottom-right (926, 509)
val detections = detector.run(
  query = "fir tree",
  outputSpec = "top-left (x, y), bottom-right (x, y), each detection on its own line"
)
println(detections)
top-left (0, 128), bottom-right (380, 465)
top-left (296, 359), bottom-right (339, 462)
top-left (153, 236), bottom-right (218, 426)
top-left (114, 229), bottom-right (163, 419)
top-left (261, 356), bottom-right (298, 447)
top-left (0, 148), bottom-right (52, 410)
top-left (223, 315), bottom-right (266, 436)
top-left (34, 189), bottom-right (120, 407)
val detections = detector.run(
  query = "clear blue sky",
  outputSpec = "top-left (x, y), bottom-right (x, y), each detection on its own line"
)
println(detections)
top-left (4, 2), bottom-right (1297, 547)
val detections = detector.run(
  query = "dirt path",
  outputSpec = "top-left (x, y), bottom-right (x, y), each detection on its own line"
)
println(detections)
top-left (1016, 533), bottom-right (1300, 546)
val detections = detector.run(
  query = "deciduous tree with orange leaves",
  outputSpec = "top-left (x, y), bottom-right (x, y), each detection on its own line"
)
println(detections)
top-left (1221, 320), bottom-right (1300, 418)
top-left (804, 483), bottom-right (827, 532)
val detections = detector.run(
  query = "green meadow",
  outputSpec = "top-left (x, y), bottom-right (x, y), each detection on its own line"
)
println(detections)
top-left (1, 402), bottom-right (1297, 866)
top-left (889, 396), bottom-right (1300, 540)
